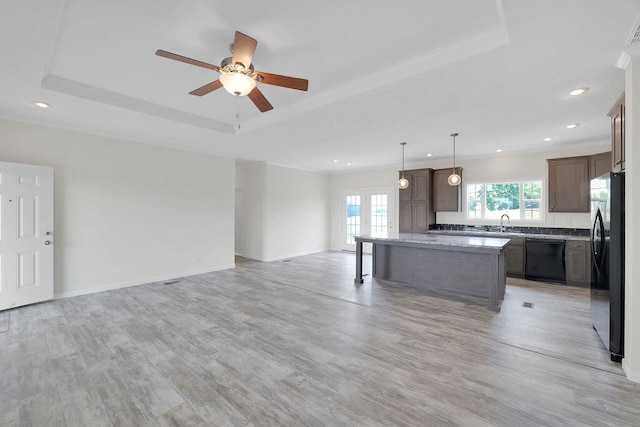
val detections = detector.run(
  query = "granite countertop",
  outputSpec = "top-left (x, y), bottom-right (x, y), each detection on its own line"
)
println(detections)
top-left (427, 229), bottom-right (590, 241)
top-left (355, 233), bottom-right (511, 249)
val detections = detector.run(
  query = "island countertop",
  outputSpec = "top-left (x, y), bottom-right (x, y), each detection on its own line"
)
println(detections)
top-left (354, 233), bottom-right (508, 311)
top-left (355, 233), bottom-right (511, 251)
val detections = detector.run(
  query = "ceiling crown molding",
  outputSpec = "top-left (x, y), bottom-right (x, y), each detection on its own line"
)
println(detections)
top-left (41, 75), bottom-right (235, 134)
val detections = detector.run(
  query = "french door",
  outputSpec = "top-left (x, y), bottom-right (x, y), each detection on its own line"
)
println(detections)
top-left (0, 161), bottom-right (54, 311)
top-left (341, 188), bottom-right (394, 252)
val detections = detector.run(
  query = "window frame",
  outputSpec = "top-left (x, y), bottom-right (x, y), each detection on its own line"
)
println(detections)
top-left (465, 178), bottom-right (546, 223)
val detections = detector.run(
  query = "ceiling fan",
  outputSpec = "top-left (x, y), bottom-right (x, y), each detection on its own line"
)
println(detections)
top-left (155, 31), bottom-right (309, 112)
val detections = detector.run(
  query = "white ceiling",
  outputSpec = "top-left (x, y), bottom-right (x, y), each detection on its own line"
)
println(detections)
top-left (1, 0), bottom-right (639, 172)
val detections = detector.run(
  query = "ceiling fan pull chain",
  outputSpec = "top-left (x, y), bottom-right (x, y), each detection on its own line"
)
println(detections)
top-left (236, 95), bottom-right (241, 131)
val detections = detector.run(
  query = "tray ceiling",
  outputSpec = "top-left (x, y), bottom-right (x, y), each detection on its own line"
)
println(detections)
top-left (1, 0), bottom-right (638, 171)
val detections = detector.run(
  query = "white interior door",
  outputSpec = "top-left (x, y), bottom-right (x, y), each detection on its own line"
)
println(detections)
top-left (0, 161), bottom-right (54, 311)
top-left (341, 188), bottom-right (394, 252)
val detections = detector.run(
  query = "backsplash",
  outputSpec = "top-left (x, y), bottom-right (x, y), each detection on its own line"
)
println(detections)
top-left (430, 224), bottom-right (590, 237)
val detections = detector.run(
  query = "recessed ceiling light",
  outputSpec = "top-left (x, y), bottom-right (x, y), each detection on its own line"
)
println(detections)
top-left (566, 123), bottom-right (579, 129)
top-left (346, 162), bottom-right (352, 166)
top-left (496, 149), bottom-right (503, 153)
top-left (543, 137), bottom-right (553, 142)
top-left (332, 159), bottom-right (338, 163)
top-left (426, 153), bottom-right (433, 157)
top-left (570, 87), bottom-right (589, 96)
top-left (34, 102), bottom-right (49, 108)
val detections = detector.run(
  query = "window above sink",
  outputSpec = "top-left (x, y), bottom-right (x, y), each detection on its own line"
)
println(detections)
top-left (466, 179), bottom-right (545, 222)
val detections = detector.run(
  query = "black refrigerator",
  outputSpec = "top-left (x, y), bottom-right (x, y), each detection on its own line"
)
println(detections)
top-left (590, 171), bottom-right (625, 362)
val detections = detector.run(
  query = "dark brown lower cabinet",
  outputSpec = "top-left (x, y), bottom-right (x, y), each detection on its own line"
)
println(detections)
top-left (505, 237), bottom-right (524, 277)
top-left (434, 232), bottom-right (590, 285)
top-left (565, 240), bottom-right (590, 285)
top-left (399, 201), bottom-right (431, 233)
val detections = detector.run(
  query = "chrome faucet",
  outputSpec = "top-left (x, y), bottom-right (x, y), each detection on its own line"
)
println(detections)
top-left (500, 214), bottom-right (510, 232)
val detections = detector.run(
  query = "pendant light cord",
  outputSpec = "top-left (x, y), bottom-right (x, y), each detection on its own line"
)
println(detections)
top-left (452, 134), bottom-right (455, 173)
top-left (451, 133), bottom-right (458, 173)
top-left (398, 142), bottom-right (410, 189)
top-left (401, 142), bottom-right (407, 178)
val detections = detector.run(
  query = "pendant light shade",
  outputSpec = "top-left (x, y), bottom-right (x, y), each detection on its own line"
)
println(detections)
top-left (398, 142), bottom-right (409, 189)
top-left (448, 133), bottom-right (461, 186)
top-left (447, 173), bottom-right (461, 186)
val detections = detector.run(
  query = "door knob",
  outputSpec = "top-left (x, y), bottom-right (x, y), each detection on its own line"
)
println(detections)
top-left (44, 240), bottom-right (51, 245)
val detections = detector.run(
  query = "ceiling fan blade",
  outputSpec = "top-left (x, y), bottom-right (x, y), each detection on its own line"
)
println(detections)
top-left (231, 31), bottom-right (258, 69)
top-left (254, 72), bottom-right (308, 91)
top-left (189, 80), bottom-right (223, 96)
top-left (247, 87), bottom-right (273, 112)
top-left (155, 49), bottom-right (219, 71)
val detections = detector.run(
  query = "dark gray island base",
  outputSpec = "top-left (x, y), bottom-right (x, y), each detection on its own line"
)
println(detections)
top-left (354, 233), bottom-right (510, 312)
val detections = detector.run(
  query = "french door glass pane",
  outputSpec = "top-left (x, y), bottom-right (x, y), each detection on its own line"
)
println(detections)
top-left (346, 195), bottom-right (361, 244)
top-left (370, 194), bottom-right (388, 235)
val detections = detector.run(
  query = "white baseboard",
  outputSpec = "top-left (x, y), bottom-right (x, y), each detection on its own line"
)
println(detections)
top-left (259, 249), bottom-right (329, 263)
top-left (622, 359), bottom-right (640, 383)
top-left (54, 264), bottom-right (236, 300)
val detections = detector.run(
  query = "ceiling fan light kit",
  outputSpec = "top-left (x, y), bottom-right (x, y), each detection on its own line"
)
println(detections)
top-left (219, 72), bottom-right (256, 96)
top-left (156, 31), bottom-right (308, 113)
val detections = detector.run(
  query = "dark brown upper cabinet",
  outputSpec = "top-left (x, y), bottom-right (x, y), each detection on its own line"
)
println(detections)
top-left (589, 151), bottom-right (612, 180)
top-left (547, 151), bottom-right (612, 213)
top-left (547, 156), bottom-right (590, 213)
top-left (433, 168), bottom-right (462, 212)
top-left (608, 93), bottom-right (625, 172)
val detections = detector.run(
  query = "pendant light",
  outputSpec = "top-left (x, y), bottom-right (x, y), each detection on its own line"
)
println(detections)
top-left (398, 142), bottom-right (409, 189)
top-left (447, 133), bottom-right (461, 186)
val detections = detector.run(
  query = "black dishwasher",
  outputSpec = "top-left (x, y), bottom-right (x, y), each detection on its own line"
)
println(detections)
top-left (525, 239), bottom-right (566, 283)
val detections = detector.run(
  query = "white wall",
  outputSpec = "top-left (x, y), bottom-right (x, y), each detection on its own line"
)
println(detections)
top-left (0, 119), bottom-right (235, 298)
top-left (236, 163), bottom-right (330, 262)
top-left (236, 164), bottom-right (267, 260)
top-left (234, 189), bottom-right (244, 255)
top-left (624, 57), bottom-right (639, 382)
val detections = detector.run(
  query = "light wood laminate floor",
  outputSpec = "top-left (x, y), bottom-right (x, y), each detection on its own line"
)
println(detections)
top-left (1, 251), bottom-right (639, 426)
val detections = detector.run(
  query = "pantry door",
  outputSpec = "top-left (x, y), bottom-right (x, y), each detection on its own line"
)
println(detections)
top-left (0, 161), bottom-right (54, 311)
top-left (342, 188), bottom-right (394, 252)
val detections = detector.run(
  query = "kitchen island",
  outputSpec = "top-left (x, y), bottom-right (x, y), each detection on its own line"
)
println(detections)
top-left (354, 233), bottom-right (510, 311)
